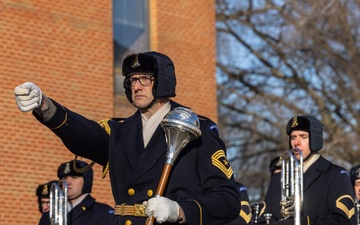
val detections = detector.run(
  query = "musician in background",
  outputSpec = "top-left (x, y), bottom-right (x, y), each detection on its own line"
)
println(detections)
top-left (36, 180), bottom-right (57, 213)
top-left (350, 165), bottom-right (360, 225)
top-left (14, 51), bottom-right (241, 225)
top-left (228, 182), bottom-right (252, 225)
top-left (350, 165), bottom-right (360, 202)
top-left (38, 160), bottom-right (114, 225)
top-left (250, 156), bottom-right (282, 225)
top-left (269, 156), bottom-right (282, 175)
top-left (259, 115), bottom-right (355, 225)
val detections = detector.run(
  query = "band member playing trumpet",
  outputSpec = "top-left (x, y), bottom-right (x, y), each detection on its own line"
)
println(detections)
top-left (259, 115), bottom-right (355, 225)
top-left (36, 180), bottom-right (58, 213)
top-left (350, 165), bottom-right (360, 203)
top-left (350, 165), bottom-right (360, 225)
top-left (14, 51), bottom-right (241, 224)
top-left (38, 160), bottom-right (114, 225)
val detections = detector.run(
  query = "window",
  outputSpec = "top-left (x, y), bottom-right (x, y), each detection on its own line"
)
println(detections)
top-left (113, 0), bottom-right (149, 97)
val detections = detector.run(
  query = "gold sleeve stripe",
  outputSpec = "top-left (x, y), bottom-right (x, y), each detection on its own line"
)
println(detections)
top-left (211, 150), bottom-right (233, 179)
top-left (50, 112), bottom-right (68, 130)
top-left (336, 195), bottom-right (355, 219)
top-left (240, 201), bottom-right (252, 223)
top-left (189, 199), bottom-right (203, 225)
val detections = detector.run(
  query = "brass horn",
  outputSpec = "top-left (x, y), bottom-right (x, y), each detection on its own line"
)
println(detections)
top-left (145, 107), bottom-right (202, 225)
top-left (356, 201), bottom-right (360, 225)
top-left (50, 179), bottom-right (68, 225)
top-left (280, 148), bottom-right (303, 225)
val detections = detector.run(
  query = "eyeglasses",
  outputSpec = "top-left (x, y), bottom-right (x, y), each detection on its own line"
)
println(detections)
top-left (124, 76), bottom-right (154, 87)
top-left (41, 201), bottom-right (50, 206)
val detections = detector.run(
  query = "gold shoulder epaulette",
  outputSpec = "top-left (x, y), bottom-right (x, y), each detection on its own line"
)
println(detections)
top-left (72, 118), bottom-right (121, 178)
top-left (98, 117), bottom-right (126, 178)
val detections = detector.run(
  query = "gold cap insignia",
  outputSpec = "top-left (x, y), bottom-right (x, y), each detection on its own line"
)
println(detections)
top-left (132, 54), bottom-right (140, 68)
top-left (291, 116), bottom-right (298, 128)
top-left (41, 184), bottom-right (49, 195)
top-left (64, 162), bottom-right (71, 174)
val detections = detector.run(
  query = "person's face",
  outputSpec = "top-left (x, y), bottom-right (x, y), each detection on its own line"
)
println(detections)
top-left (40, 198), bottom-right (50, 213)
top-left (354, 180), bottom-right (360, 201)
top-left (290, 130), bottom-right (311, 159)
top-left (128, 74), bottom-right (155, 109)
top-left (63, 176), bottom-right (84, 201)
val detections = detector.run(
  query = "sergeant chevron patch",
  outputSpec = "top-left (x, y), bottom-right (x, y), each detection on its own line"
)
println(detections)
top-left (212, 150), bottom-right (233, 179)
top-left (240, 201), bottom-right (252, 223)
top-left (336, 195), bottom-right (355, 219)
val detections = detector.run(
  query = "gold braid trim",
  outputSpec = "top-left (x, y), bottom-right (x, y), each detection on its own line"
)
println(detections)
top-left (73, 155), bottom-right (96, 173)
top-left (259, 201), bottom-right (266, 218)
top-left (98, 118), bottom-right (111, 178)
top-left (189, 199), bottom-right (203, 225)
top-left (50, 112), bottom-right (68, 130)
top-left (73, 118), bottom-right (112, 178)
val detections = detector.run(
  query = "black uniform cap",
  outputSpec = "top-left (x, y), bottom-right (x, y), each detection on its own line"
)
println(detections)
top-left (57, 160), bottom-right (93, 194)
top-left (350, 165), bottom-right (360, 185)
top-left (36, 180), bottom-right (57, 213)
top-left (286, 115), bottom-right (323, 152)
top-left (269, 156), bottom-right (282, 174)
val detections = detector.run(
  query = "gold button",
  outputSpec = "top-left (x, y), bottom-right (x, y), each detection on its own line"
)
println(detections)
top-left (128, 188), bottom-right (135, 195)
top-left (147, 189), bottom-right (153, 197)
top-left (125, 220), bottom-right (131, 225)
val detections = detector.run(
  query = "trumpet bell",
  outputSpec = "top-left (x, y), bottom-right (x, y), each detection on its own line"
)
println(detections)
top-left (49, 179), bottom-right (68, 225)
top-left (280, 148), bottom-right (303, 225)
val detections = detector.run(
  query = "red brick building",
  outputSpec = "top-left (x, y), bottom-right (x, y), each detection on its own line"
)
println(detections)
top-left (1, 1), bottom-right (216, 224)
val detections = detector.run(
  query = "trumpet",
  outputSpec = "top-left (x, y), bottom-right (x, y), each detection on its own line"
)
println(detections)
top-left (50, 179), bottom-right (68, 225)
top-left (280, 148), bottom-right (303, 225)
top-left (356, 201), bottom-right (360, 225)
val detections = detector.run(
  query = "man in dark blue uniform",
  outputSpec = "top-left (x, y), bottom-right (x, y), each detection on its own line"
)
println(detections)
top-left (14, 51), bottom-right (241, 224)
top-left (350, 165), bottom-right (360, 202)
top-left (36, 180), bottom-right (57, 214)
top-left (38, 160), bottom-right (114, 225)
top-left (350, 165), bottom-right (360, 225)
top-left (258, 115), bottom-right (355, 225)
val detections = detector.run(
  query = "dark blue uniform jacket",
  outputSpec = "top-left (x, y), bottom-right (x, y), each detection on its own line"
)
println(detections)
top-left (38, 194), bottom-right (114, 225)
top-left (35, 100), bottom-right (241, 225)
top-left (259, 155), bottom-right (355, 225)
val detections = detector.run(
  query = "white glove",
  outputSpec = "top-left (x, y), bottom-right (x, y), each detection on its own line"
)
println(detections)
top-left (144, 197), bottom-right (179, 224)
top-left (14, 82), bottom-right (43, 112)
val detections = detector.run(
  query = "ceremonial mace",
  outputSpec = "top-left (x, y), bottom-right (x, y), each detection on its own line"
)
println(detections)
top-left (145, 107), bottom-right (202, 225)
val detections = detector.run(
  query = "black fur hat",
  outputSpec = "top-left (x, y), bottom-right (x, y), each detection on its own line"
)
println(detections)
top-left (122, 51), bottom-right (176, 104)
top-left (57, 160), bottom-right (93, 194)
top-left (286, 115), bottom-right (323, 151)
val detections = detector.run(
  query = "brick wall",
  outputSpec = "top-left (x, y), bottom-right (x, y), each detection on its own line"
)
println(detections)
top-left (0, 0), bottom-right (216, 224)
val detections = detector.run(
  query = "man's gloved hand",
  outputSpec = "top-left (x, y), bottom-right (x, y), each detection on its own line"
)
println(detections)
top-left (14, 82), bottom-right (43, 112)
top-left (144, 197), bottom-right (179, 224)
